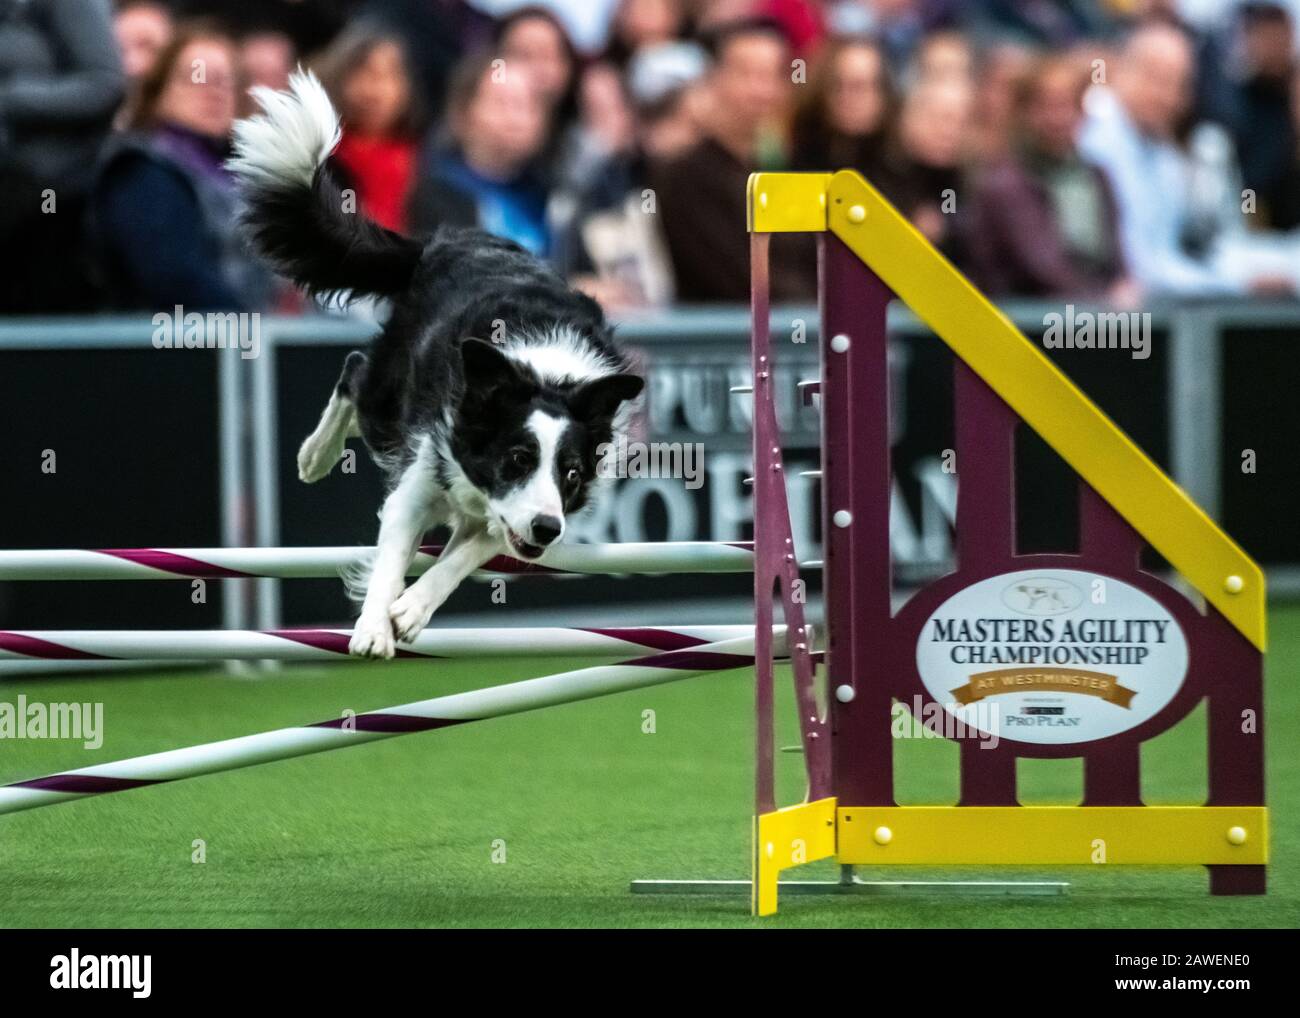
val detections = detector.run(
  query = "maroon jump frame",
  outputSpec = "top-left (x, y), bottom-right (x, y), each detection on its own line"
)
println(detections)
top-left (749, 228), bottom-right (1266, 894)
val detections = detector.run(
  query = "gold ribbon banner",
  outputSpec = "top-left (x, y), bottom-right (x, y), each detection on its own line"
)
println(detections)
top-left (950, 667), bottom-right (1136, 708)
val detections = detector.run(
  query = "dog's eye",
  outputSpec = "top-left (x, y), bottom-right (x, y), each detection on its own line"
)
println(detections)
top-left (565, 467), bottom-right (580, 485)
top-left (511, 448), bottom-right (531, 469)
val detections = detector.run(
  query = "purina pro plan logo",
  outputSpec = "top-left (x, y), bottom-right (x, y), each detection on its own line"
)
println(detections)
top-left (916, 569), bottom-right (1189, 745)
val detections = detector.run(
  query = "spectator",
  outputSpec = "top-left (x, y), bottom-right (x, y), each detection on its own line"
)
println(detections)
top-left (1183, 117), bottom-right (1248, 256)
top-left (605, 0), bottom-right (690, 68)
top-left (968, 41), bottom-right (1035, 161)
top-left (1078, 21), bottom-right (1266, 296)
top-left (316, 25), bottom-right (422, 234)
top-left (496, 6), bottom-right (580, 141)
top-left (411, 52), bottom-right (552, 255)
top-left (1128, 0), bottom-right (1237, 131)
top-left (588, 60), bottom-right (640, 153)
top-left (628, 41), bottom-right (711, 161)
top-left (651, 17), bottom-right (817, 302)
top-left (791, 36), bottom-right (895, 181)
top-left (967, 0), bottom-right (1117, 50)
top-left (240, 30), bottom-right (295, 97)
top-left (569, 62), bottom-right (639, 194)
top-left (0, 0), bottom-right (125, 311)
top-left (908, 29), bottom-right (974, 87)
top-left (826, 0), bottom-right (937, 75)
top-left (172, 0), bottom-right (350, 57)
top-left (877, 76), bottom-right (973, 262)
top-left (761, 0), bottom-right (828, 57)
top-left (1270, 65), bottom-right (1300, 230)
top-left (1223, 3), bottom-right (1297, 231)
top-left (357, 0), bottom-right (496, 120)
top-left (565, 42), bottom-right (711, 309)
top-left (113, 0), bottom-right (174, 128)
top-left (547, 60), bottom-right (639, 279)
top-left (92, 22), bottom-right (272, 310)
top-left (695, 0), bottom-right (763, 33)
top-left (966, 55), bottom-right (1130, 299)
top-left (113, 1), bottom-right (174, 83)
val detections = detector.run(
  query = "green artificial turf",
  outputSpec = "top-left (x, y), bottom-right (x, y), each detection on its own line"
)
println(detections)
top-left (1, 606), bottom-right (1296, 928)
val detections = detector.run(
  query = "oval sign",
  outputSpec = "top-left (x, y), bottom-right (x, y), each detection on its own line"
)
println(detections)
top-left (915, 569), bottom-right (1189, 745)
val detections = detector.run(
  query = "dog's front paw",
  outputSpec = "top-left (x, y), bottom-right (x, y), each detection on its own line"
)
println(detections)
top-left (349, 615), bottom-right (396, 659)
top-left (388, 588), bottom-right (436, 643)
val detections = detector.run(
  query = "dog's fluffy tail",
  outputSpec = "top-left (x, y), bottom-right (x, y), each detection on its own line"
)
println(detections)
top-left (229, 70), bottom-right (421, 299)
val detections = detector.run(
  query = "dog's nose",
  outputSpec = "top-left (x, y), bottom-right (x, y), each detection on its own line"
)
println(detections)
top-left (530, 515), bottom-right (563, 547)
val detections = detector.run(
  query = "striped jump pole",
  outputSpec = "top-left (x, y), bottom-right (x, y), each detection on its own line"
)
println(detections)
top-left (0, 541), bottom-right (755, 581)
top-left (0, 632), bottom-right (782, 817)
top-left (0, 625), bottom-right (764, 663)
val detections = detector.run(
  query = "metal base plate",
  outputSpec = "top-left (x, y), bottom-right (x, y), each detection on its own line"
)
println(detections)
top-left (630, 878), bottom-right (1069, 897)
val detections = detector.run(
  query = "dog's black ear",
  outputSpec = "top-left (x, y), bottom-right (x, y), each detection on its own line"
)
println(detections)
top-left (461, 338), bottom-right (525, 390)
top-left (569, 373), bottom-right (644, 421)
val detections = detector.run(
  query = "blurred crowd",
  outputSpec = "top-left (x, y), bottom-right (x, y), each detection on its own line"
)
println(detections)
top-left (2, 0), bottom-right (1299, 314)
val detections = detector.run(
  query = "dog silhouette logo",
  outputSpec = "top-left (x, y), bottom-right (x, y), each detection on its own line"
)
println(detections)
top-left (1000, 577), bottom-right (1083, 616)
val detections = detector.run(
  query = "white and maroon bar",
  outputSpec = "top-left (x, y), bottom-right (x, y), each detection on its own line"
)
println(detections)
top-left (0, 632), bottom-right (782, 816)
top-left (0, 625), bottom-right (764, 663)
top-left (0, 542), bottom-right (755, 581)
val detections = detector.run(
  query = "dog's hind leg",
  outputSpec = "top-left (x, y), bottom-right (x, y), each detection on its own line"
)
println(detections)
top-left (298, 350), bottom-right (367, 482)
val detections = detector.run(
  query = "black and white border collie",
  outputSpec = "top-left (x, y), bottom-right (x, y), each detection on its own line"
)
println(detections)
top-left (229, 73), bottom-right (643, 659)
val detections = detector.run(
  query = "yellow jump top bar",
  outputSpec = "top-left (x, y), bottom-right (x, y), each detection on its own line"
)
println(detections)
top-left (748, 169), bottom-right (1265, 650)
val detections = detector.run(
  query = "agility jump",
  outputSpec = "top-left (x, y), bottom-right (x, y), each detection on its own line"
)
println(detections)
top-left (0, 170), bottom-right (1269, 917)
top-left (0, 633), bottom-right (779, 817)
top-left (0, 541), bottom-right (754, 580)
top-left (0, 625), bottom-right (764, 663)
top-left (742, 170), bottom-right (1267, 916)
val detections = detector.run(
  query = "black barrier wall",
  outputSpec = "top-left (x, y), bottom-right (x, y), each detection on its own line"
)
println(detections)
top-left (0, 349), bottom-right (224, 628)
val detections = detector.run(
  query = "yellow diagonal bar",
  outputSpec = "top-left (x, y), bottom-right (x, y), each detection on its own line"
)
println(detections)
top-left (837, 806), bottom-right (1268, 866)
top-left (746, 170), bottom-right (1263, 648)
top-left (752, 796), bottom-right (837, 916)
